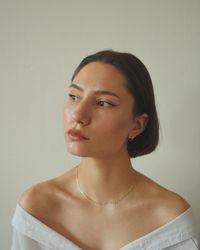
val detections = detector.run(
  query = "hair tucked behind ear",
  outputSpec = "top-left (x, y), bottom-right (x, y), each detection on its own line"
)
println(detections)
top-left (71, 50), bottom-right (159, 158)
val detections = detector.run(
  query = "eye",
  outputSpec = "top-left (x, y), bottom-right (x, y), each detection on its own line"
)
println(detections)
top-left (68, 94), bottom-right (79, 101)
top-left (97, 101), bottom-right (114, 107)
top-left (68, 94), bottom-right (114, 107)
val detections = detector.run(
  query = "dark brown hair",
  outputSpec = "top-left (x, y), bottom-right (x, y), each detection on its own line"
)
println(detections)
top-left (71, 50), bottom-right (159, 158)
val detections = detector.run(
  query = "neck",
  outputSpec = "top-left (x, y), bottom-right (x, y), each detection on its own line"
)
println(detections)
top-left (77, 151), bottom-right (138, 206)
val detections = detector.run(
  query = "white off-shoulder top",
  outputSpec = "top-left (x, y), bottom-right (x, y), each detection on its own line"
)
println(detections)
top-left (11, 204), bottom-right (200, 250)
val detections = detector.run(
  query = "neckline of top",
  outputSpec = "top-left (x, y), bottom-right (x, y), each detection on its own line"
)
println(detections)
top-left (14, 204), bottom-right (195, 250)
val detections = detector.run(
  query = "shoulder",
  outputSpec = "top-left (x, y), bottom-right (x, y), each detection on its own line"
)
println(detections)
top-left (19, 179), bottom-right (57, 216)
top-left (136, 172), bottom-right (191, 225)
top-left (18, 168), bottom-right (76, 216)
top-left (154, 189), bottom-right (191, 223)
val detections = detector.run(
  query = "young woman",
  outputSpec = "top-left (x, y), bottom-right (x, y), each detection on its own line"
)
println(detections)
top-left (11, 50), bottom-right (199, 249)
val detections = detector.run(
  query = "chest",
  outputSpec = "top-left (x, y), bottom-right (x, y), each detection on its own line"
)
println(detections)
top-left (43, 204), bottom-right (158, 250)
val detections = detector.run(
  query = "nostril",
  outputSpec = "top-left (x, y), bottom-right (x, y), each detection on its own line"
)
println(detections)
top-left (73, 121), bottom-right (84, 128)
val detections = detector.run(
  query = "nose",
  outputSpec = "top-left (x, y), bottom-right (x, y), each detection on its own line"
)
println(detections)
top-left (70, 101), bottom-right (91, 126)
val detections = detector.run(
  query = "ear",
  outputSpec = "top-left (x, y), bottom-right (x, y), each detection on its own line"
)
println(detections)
top-left (128, 113), bottom-right (149, 139)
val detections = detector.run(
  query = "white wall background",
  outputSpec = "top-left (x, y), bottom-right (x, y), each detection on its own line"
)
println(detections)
top-left (1, 0), bottom-right (200, 249)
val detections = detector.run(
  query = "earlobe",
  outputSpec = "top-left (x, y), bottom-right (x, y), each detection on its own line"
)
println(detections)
top-left (128, 136), bottom-right (135, 141)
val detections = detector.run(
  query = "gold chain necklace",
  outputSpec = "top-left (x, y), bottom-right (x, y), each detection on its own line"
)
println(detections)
top-left (76, 165), bottom-right (137, 206)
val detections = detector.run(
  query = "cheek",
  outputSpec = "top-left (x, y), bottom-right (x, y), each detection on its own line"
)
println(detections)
top-left (99, 115), bottom-right (132, 139)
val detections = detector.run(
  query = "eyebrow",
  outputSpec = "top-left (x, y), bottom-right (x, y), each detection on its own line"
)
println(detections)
top-left (69, 83), bottom-right (120, 98)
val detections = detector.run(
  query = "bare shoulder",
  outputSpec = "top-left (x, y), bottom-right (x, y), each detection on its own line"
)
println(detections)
top-left (137, 172), bottom-right (191, 225)
top-left (19, 179), bottom-right (57, 216)
top-left (155, 188), bottom-right (190, 222)
top-left (19, 168), bottom-right (76, 217)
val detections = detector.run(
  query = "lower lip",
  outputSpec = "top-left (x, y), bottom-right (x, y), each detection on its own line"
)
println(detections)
top-left (68, 133), bottom-right (88, 141)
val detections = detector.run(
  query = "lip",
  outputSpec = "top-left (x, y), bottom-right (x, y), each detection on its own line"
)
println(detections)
top-left (67, 128), bottom-right (89, 140)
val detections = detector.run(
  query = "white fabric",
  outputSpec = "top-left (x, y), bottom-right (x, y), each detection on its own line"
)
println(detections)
top-left (11, 204), bottom-right (200, 250)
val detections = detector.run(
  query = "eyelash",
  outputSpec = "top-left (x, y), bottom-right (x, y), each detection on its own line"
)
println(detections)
top-left (68, 94), bottom-right (114, 107)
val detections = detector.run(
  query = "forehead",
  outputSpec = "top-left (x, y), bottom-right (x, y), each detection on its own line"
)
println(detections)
top-left (72, 62), bottom-right (129, 94)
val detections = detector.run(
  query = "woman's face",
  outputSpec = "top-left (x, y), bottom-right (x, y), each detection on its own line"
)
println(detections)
top-left (63, 62), bottom-right (142, 158)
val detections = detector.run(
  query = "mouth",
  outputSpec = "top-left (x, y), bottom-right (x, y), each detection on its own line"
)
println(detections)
top-left (68, 133), bottom-right (89, 141)
top-left (67, 128), bottom-right (89, 141)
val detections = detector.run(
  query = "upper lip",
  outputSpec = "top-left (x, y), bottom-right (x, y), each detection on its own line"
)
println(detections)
top-left (67, 128), bottom-right (89, 139)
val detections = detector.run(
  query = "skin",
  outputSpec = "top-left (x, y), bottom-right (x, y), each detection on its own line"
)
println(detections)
top-left (63, 61), bottom-right (148, 203)
top-left (20, 62), bottom-right (190, 250)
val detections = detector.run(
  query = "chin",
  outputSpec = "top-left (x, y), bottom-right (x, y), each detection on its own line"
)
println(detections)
top-left (66, 145), bottom-right (92, 157)
top-left (66, 144), bottom-right (104, 158)
top-left (66, 146), bottom-right (118, 158)
top-left (67, 150), bottom-right (95, 158)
